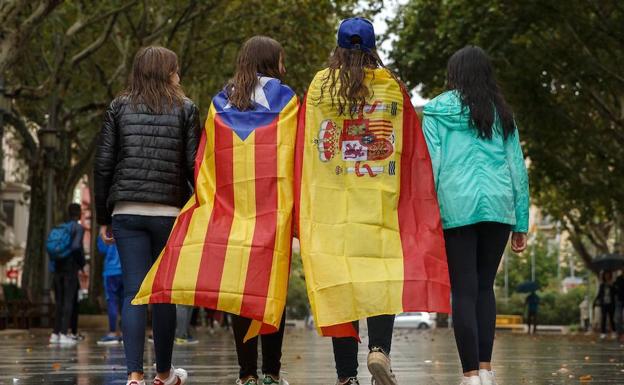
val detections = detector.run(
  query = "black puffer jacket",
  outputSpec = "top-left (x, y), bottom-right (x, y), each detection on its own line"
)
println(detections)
top-left (94, 96), bottom-right (201, 225)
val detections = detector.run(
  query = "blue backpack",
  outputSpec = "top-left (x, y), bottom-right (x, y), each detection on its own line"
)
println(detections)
top-left (46, 222), bottom-right (75, 260)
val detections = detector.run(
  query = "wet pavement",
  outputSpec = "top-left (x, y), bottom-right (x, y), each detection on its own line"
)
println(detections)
top-left (1, 326), bottom-right (623, 384)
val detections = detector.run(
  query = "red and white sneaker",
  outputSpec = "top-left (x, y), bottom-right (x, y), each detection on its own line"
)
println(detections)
top-left (153, 367), bottom-right (188, 385)
top-left (126, 380), bottom-right (145, 385)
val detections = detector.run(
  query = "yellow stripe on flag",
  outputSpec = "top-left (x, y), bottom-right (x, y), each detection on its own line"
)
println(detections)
top-left (216, 130), bottom-right (257, 314)
top-left (261, 97), bottom-right (298, 326)
top-left (169, 107), bottom-right (218, 305)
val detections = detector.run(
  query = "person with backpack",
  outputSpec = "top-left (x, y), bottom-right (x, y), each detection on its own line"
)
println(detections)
top-left (423, 46), bottom-right (530, 385)
top-left (95, 46), bottom-right (200, 385)
top-left (48, 203), bottom-right (85, 345)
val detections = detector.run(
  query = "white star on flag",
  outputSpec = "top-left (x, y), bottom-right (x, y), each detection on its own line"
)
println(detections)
top-left (225, 76), bottom-right (272, 110)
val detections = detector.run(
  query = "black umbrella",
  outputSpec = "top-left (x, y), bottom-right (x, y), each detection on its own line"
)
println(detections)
top-left (591, 253), bottom-right (624, 272)
top-left (516, 280), bottom-right (540, 293)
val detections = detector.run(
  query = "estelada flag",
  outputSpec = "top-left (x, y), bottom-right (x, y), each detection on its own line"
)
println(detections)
top-left (133, 76), bottom-right (298, 340)
top-left (294, 68), bottom-right (450, 337)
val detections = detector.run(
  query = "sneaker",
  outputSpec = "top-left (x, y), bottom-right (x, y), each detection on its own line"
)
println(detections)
top-left (336, 378), bottom-right (359, 385)
top-left (600, 333), bottom-right (607, 339)
top-left (478, 369), bottom-right (497, 385)
top-left (49, 333), bottom-right (60, 344)
top-left (367, 348), bottom-right (398, 385)
top-left (127, 381), bottom-right (146, 385)
top-left (153, 367), bottom-right (187, 385)
top-left (59, 334), bottom-right (77, 345)
top-left (236, 377), bottom-right (258, 385)
top-left (175, 337), bottom-right (199, 345)
top-left (459, 376), bottom-right (481, 385)
top-left (148, 334), bottom-right (154, 343)
top-left (70, 333), bottom-right (85, 341)
top-left (97, 335), bottom-right (122, 346)
top-left (262, 374), bottom-right (289, 385)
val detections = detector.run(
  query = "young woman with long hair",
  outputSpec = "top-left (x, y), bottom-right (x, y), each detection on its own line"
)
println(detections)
top-left (223, 36), bottom-right (292, 385)
top-left (95, 46), bottom-right (200, 385)
top-left (296, 18), bottom-right (449, 385)
top-left (422, 46), bottom-right (530, 385)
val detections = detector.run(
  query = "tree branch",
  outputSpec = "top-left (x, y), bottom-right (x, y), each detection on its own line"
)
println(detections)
top-left (3, 111), bottom-right (37, 156)
top-left (71, 13), bottom-right (119, 66)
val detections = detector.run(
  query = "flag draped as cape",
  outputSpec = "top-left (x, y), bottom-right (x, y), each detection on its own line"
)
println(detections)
top-left (294, 68), bottom-right (450, 337)
top-left (133, 77), bottom-right (298, 340)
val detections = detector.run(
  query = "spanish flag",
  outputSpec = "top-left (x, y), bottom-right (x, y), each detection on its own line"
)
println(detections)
top-left (133, 77), bottom-right (298, 340)
top-left (295, 68), bottom-right (450, 337)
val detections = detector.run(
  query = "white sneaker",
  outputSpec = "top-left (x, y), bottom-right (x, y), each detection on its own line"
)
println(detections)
top-left (59, 334), bottom-right (77, 345)
top-left (154, 367), bottom-right (188, 385)
top-left (479, 369), bottom-right (497, 385)
top-left (127, 381), bottom-right (146, 385)
top-left (600, 333), bottom-right (607, 339)
top-left (459, 376), bottom-right (481, 385)
top-left (49, 333), bottom-right (60, 344)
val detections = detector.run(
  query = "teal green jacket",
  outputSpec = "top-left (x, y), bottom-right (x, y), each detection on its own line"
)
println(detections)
top-left (422, 91), bottom-right (530, 232)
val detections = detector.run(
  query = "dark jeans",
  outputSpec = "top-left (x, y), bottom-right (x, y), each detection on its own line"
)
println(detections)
top-left (104, 274), bottom-right (124, 333)
top-left (601, 303), bottom-right (615, 334)
top-left (112, 214), bottom-right (177, 374)
top-left (71, 283), bottom-right (79, 334)
top-left (232, 314), bottom-right (286, 379)
top-left (53, 270), bottom-right (79, 335)
top-left (444, 222), bottom-right (511, 373)
top-left (332, 314), bottom-right (395, 380)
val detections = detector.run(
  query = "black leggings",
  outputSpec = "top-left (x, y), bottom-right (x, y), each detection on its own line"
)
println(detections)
top-left (232, 314), bottom-right (286, 379)
top-left (444, 222), bottom-right (510, 373)
top-left (332, 314), bottom-right (395, 380)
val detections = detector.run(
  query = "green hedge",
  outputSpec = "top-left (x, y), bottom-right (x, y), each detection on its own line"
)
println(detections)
top-left (496, 286), bottom-right (588, 325)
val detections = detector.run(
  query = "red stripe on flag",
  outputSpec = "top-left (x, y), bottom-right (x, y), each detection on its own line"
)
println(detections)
top-left (239, 117), bottom-right (279, 320)
top-left (148, 117), bottom-right (209, 304)
top-left (321, 323), bottom-right (360, 341)
top-left (397, 90), bottom-right (450, 313)
top-left (194, 115), bottom-right (235, 309)
top-left (293, 94), bottom-right (307, 237)
top-left (148, 202), bottom-right (198, 304)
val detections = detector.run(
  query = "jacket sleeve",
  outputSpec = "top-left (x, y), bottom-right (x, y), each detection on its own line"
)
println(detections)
top-left (184, 102), bottom-right (201, 187)
top-left (505, 127), bottom-right (530, 233)
top-left (422, 114), bottom-right (441, 190)
top-left (94, 99), bottom-right (119, 226)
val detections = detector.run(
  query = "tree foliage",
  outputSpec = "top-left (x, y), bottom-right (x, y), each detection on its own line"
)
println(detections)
top-left (389, 0), bottom-right (624, 268)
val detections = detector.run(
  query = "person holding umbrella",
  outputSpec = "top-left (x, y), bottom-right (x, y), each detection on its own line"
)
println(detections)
top-left (525, 291), bottom-right (540, 334)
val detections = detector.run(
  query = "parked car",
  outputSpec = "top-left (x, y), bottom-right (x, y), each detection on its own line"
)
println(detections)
top-left (395, 312), bottom-right (436, 329)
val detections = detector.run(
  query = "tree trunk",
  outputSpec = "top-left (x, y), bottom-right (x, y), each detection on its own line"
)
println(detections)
top-left (21, 150), bottom-right (48, 300)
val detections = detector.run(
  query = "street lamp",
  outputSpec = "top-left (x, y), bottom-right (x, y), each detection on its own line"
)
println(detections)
top-left (38, 125), bottom-right (60, 314)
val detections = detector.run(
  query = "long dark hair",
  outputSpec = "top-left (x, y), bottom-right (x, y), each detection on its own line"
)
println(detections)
top-left (447, 46), bottom-right (515, 139)
top-left (319, 36), bottom-right (403, 116)
top-left (122, 46), bottom-right (186, 113)
top-left (226, 36), bottom-right (284, 111)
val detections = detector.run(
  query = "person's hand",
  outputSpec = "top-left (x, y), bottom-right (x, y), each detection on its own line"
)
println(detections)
top-left (511, 232), bottom-right (528, 253)
top-left (100, 225), bottom-right (114, 244)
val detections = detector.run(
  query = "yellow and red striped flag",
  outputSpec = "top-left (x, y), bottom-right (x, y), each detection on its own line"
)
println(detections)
top-left (133, 77), bottom-right (298, 340)
top-left (294, 68), bottom-right (450, 338)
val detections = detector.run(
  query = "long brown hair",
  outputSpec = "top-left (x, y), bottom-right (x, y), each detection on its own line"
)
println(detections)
top-left (123, 46), bottom-right (186, 113)
top-left (319, 37), bottom-right (403, 116)
top-left (226, 36), bottom-right (284, 111)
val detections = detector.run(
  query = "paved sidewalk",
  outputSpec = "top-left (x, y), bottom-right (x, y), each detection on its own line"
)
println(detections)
top-left (0, 327), bottom-right (623, 384)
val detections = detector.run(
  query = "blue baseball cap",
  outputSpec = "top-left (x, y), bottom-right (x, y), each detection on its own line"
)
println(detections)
top-left (337, 17), bottom-right (376, 51)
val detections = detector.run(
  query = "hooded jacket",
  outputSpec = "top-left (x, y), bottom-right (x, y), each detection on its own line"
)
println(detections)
top-left (422, 91), bottom-right (529, 232)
